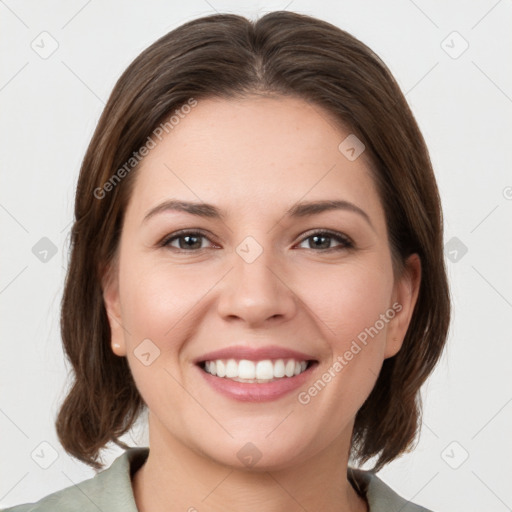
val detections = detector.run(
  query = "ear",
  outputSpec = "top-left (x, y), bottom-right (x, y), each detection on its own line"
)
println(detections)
top-left (384, 253), bottom-right (422, 359)
top-left (101, 261), bottom-right (127, 357)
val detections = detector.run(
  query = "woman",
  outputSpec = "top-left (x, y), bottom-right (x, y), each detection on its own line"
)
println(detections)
top-left (4, 10), bottom-right (450, 512)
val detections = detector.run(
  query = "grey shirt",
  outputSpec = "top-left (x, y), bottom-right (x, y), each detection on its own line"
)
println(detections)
top-left (2, 447), bottom-right (435, 511)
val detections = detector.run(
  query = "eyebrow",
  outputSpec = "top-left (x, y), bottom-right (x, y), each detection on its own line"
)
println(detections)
top-left (142, 199), bottom-right (374, 231)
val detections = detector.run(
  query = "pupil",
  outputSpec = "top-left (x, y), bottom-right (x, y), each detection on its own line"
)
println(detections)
top-left (181, 235), bottom-right (201, 249)
top-left (312, 235), bottom-right (330, 249)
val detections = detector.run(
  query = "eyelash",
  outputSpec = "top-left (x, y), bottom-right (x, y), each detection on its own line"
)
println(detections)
top-left (159, 229), bottom-right (354, 253)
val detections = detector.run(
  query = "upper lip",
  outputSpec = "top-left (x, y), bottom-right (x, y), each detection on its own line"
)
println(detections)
top-left (194, 345), bottom-right (317, 364)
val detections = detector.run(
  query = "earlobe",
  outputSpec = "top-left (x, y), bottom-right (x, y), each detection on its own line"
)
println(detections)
top-left (384, 253), bottom-right (422, 359)
top-left (112, 342), bottom-right (124, 356)
top-left (101, 263), bottom-right (127, 357)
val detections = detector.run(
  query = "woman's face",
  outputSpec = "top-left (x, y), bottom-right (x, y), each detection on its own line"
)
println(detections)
top-left (103, 95), bottom-right (420, 470)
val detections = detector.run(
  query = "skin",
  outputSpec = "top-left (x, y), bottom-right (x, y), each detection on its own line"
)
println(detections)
top-left (102, 95), bottom-right (421, 512)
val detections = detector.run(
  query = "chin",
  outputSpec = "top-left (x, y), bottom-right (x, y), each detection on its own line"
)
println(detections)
top-left (195, 433), bottom-right (314, 473)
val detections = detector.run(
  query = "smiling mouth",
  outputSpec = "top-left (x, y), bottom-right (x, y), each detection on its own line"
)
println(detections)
top-left (198, 358), bottom-right (317, 383)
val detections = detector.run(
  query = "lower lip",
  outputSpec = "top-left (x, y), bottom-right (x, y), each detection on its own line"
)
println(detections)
top-left (196, 363), bottom-right (317, 402)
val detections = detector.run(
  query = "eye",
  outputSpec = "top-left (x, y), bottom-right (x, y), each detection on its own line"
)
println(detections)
top-left (159, 229), bottom-right (354, 253)
top-left (160, 230), bottom-right (216, 251)
top-left (296, 230), bottom-right (354, 251)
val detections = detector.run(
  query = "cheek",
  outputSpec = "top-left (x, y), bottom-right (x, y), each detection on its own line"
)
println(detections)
top-left (295, 263), bottom-right (394, 429)
top-left (116, 256), bottom-right (227, 400)
top-left (118, 258), bottom-right (215, 340)
top-left (299, 258), bottom-right (394, 348)
top-left (116, 259), bottom-right (208, 410)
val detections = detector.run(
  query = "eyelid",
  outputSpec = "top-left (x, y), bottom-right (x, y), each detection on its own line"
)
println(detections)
top-left (295, 229), bottom-right (354, 249)
top-left (159, 228), bottom-right (218, 249)
top-left (159, 228), bottom-right (354, 252)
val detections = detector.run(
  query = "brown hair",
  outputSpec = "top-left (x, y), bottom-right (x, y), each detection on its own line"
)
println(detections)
top-left (56, 11), bottom-right (450, 471)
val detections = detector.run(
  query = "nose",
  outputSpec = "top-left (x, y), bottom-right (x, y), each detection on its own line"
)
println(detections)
top-left (216, 245), bottom-right (298, 328)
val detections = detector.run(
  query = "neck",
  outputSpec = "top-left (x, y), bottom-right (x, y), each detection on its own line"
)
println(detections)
top-left (132, 415), bottom-right (368, 512)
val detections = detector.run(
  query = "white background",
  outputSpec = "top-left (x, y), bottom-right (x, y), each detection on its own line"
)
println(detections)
top-left (1, 1), bottom-right (511, 511)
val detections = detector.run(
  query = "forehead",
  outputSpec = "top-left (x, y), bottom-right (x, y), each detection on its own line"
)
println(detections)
top-left (127, 95), bottom-right (385, 228)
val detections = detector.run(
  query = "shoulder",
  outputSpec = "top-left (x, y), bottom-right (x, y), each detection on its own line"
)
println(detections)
top-left (1, 447), bottom-right (149, 512)
top-left (349, 467), bottom-right (437, 512)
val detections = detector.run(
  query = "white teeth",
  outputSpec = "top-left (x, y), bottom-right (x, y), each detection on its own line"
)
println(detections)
top-left (238, 360), bottom-right (255, 379)
top-left (285, 359), bottom-right (295, 377)
top-left (274, 359), bottom-right (285, 378)
top-left (225, 359), bottom-right (238, 378)
top-left (216, 360), bottom-right (226, 378)
top-left (256, 360), bottom-right (274, 380)
top-left (202, 358), bottom-right (311, 381)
